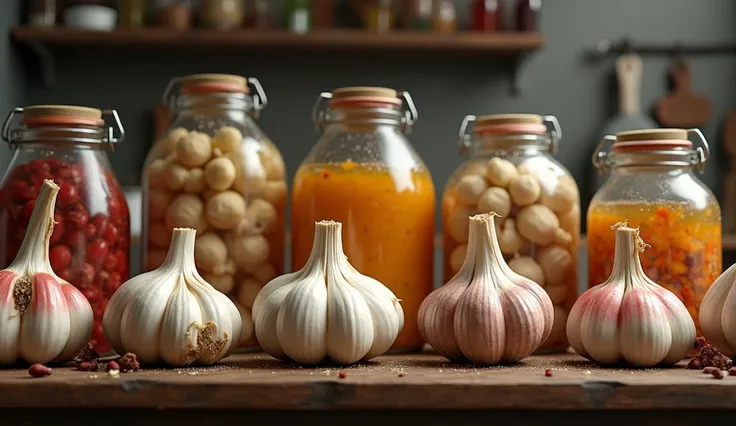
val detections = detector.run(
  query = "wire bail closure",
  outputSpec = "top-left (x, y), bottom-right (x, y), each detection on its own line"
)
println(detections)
top-left (457, 114), bottom-right (561, 154)
top-left (162, 76), bottom-right (268, 119)
top-left (592, 128), bottom-right (710, 173)
top-left (1, 107), bottom-right (125, 150)
top-left (311, 90), bottom-right (419, 134)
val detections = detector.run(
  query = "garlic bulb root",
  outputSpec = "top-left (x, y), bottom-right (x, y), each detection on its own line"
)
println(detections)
top-left (566, 222), bottom-right (696, 367)
top-left (419, 213), bottom-right (554, 365)
top-left (0, 180), bottom-right (93, 365)
top-left (700, 262), bottom-right (736, 356)
top-left (252, 220), bottom-right (404, 365)
top-left (103, 228), bottom-right (242, 366)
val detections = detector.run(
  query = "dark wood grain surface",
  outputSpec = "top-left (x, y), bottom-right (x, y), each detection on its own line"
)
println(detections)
top-left (1, 352), bottom-right (734, 411)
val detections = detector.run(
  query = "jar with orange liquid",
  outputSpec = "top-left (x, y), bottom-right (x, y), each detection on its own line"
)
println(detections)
top-left (442, 114), bottom-right (578, 352)
top-left (291, 87), bottom-right (435, 353)
top-left (588, 128), bottom-right (721, 335)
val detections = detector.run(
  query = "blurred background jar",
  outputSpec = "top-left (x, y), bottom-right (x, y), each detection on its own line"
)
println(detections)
top-left (588, 128), bottom-right (721, 335)
top-left (119, 0), bottom-right (146, 28)
top-left (291, 87), bottom-right (435, 352)
top-left (0, 105), bottom-right (130, 355)
top-left (444, 114), bottom-right (576, 352)
top-left (142, 74), bottom-right (286, 351)
top-left (200, 0), bottom-right (244, 30)
top-left (27, 0), bottom-right (57, 27)
top-left (155, 0), bottom-right (193, 30)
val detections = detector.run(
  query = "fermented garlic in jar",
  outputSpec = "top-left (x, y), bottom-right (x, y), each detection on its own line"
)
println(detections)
top-left (443, 114), bottom-right (578, 352)
top-left (0, 105), bottom-right (130, 354)
top-left (141, 74), bottom-right (286, 350)
top-left (291, 87), bottom-right (435, 352)
top-left (588, 128), bottom-right (721, 334)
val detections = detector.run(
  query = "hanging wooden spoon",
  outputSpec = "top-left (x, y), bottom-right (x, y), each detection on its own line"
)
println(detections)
top-left (656, 61), bottom-right (713, 127)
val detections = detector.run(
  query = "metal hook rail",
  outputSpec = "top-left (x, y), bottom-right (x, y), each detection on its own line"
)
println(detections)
top-left (588, 37), bottom-right (736, 59)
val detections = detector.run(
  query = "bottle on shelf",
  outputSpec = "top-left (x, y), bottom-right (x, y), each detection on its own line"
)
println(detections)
top-left (119, 0), bottom-right (147, 28)
top-left (154, 0), bottom-right (193, 31)
top-left (244, 0), bottom-right (274, 29)
top-left (470, 0), bottom-right (504, 32)
top-left (284, 0), bottom-right (312, 34)
top-left (366, 0), bottom-right (394, 33)
top-left (402, 0), bottom-right (432, 30)
top-left (27, 0), bottom-right (57, 27)
top-left (432, 0), bottom-right (457, 33)
top-left (516, 0), bottom-right (541, 32)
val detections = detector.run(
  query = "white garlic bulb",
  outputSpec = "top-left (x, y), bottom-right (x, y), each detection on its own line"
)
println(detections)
top-left (418, 213), bottom-right (554, 365)
top-left (0, 180), bottom-right (93, 365)
top-left (700, 263), bottom-right (736, 356)
top-left (252, 220), bottom-right (404, 365)
top-left (103, 228), bottom-right (242, 366)
top-left (567, 223), bottom-right (696, 367)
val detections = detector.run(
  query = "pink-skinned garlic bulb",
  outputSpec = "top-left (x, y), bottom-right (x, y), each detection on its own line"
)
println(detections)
top-left (567, 223), bottom-right (696, 367)
top-left (0, 179), bottom-right (93, 365)
top-left (418, 213), bottom-right (554, 365)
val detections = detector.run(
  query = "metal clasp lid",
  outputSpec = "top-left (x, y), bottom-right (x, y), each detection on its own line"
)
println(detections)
top-left (311, 90), bottom-right (419, 133)
top-left (592, 128), bottom-right (710, 173)
top-left (161, 76), bottom-right (268, 118)
top-left (1, 107), bottom-right (125, 150)
top-left (457, 114), bottom-right (561, 154)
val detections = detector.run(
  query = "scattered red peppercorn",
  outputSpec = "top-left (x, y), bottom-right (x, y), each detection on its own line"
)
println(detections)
top-left (338, 371), bottom-right (347, 379)
top-left (107, 361), bottom-right (120, 371)
top-left (690, 338), bottom-right (732, 370)
top-left (49, 245), bottom-right (73, 271)
top-left (544, 369), bottom-right (553, 377)
top-left (711, 369), bottom-right (725, 379)
top-left (74, 342), bottom-right (100, 363)
top-left (118, 353), bottom-right (140, 372)
top-left (28, 364), bottom-right (52, 378)
top-left (78, 361), bottom-right (98, 371)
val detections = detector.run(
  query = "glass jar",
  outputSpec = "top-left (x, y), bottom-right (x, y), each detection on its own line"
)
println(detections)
top-left (28, 0), bottom-right (57, 27)
top-left (119, 0), bottom-right (146, 28)
top-left (142, 73), bottom-right (286, 350)
top-left (292, 87), bottom-right (435, 352)
top-left (0, 105), bottom-right (130, 354)
top-left (444, 114), bottom-right (577, 352)
top-left (588, 128), bottom-right (721, 335)
top-left (200, 0), bottom-right (244, 30)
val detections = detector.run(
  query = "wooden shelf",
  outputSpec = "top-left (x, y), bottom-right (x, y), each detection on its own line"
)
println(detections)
top-left (1, 351), bottom-right (735, 412)
top-left (11, 26), bottom-right (544, 53)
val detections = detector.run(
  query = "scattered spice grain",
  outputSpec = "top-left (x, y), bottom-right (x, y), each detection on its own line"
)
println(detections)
top-left (74, 343), bottom-right (100, 363)
top-left (118, 353), bottom-right (140, 372)
top-left (78, 361), bottom-right (98, 371)
top-left (729, 367), bottom-right (736, 376)
top-left (28, 364), bottom-right (52, 378)
top-left (544, 369), bottom-right (553, 377)
top-left (107, 360), bottom-right (120, 372)
top-left (689, 337), bottom-right (732, 370)
top-left (338, 371), bottom-right (347, 379)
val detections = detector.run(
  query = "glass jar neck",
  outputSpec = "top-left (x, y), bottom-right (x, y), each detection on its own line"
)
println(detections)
top-left (323, 106), bottom-right (405, 130)
top-left (9, 125), bottom-right (108, 150)
top-left (175, 92), bottom-right (256, 118)
top-left (467, 134), bottom-right (550, 158)
top-left (605, 150), bottom-right (698, 174)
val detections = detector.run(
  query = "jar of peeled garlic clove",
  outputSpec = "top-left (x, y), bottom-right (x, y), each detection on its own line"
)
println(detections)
top-left (141, 73), bottom-right (287, 351)
top-left (443, 114), bottom-right (578, 353)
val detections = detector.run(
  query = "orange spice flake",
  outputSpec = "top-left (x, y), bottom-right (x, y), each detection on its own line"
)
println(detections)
top-left (587, 202), bottom-right (721, 334)
top-left (339, 160), bottom-right (356, 171)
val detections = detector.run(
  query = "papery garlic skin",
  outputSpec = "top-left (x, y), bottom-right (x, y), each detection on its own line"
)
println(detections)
top-left (417, 213), bottom-right (553, 365)
top-left (0, 180), bottom-right (93, 365)
top-left (566, 224), bottom-right (696, 367)
top-left (252, 220), bottom-right (404, 365)
top-left (103, 228), bottom-right (242, 366)
top-left (700, 263), bottom-right (736, 356)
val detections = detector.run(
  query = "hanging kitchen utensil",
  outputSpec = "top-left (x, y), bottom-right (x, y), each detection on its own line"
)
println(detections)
top-left (656, 60), bottom-right (713, 127)
top-left (721, 109), bottom-right (736, 232)
top-left (589, 53), bottom-right (658, 199)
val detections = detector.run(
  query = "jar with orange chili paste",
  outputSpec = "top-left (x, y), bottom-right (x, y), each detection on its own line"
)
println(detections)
top-left (291, 87), bottom-right (436, 353)
top-left (588, 128), bottom-right (721, 334)
top-left (443, 114), bottom-right (578, 353)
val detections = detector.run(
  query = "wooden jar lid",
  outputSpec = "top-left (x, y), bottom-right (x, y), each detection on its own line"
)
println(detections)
top-left (22, 105), bottom-right (102, 120)
top-left (616, 128), bottom-right (688, 142)
top-left (180, 73), bottom-right (248, 93)
top-left (476, 114), bottom-right (543, 126)
top-left (331, 86), bottom-right (398, 99)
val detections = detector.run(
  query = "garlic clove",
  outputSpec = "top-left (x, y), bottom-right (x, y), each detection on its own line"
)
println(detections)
top-left (0, 278), bottom-right (21, 364)
top-left (453, 277), bottom-right (506, 364)
top-left (276, 274), bottom-right (328, 364)
top-left (102, 271), bottom-right (158, 356)
top-left (578, 284), bottom-right (625, 365)
top-left (325, 269), bottom-right (374, 365)
top-left (566, 284), bottom-right (602, 360)
top-left (252, 275), bottom-right (301, 360)
top-left (54, 285), bottom-right (94, 363)
top-left (500, 287), bottom-right (546, 362)
top-left (188, 279), bottom-right (240, 361)
top-left (648, 285), bottom-right (697, 364)
top-left (699, 264), bottom-right (736, 356)
top-left (618, 289), bottom-right (671, 367)
top-left (417, 278), bottom-right (466, 361)
top-left (17, 275), bottom-right (71, 364)
top-left (158, 279), bottom-right (203, 366)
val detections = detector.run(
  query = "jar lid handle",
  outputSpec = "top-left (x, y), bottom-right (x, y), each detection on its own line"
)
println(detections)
top-left (688, 128), bottom-right (710, 172)
top-left (457, 115), bottom-right (477, 154)
top-left (1, 107), bottom-right (23, 148)
top-left (542, 115), bottom-right (562, 154)
top-left (102, 109), bottom-right (125, 150)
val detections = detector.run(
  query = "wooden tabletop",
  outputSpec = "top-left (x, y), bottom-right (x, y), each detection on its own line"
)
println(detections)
top-left (1, 351), bottom-right (735, 411)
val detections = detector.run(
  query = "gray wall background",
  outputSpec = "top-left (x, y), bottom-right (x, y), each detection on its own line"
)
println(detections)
top-left (2, 0), bottom-right (736, 235)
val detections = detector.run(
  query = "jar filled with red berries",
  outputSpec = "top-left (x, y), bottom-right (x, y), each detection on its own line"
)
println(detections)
top-left (0, 105), bottom-right (130, 354)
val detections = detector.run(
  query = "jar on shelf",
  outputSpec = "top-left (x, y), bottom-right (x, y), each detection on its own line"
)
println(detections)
top-left (588, 128), bottom-right (721, 334)
top-left (443, 114), bottom-right (576, 352)
top-left (291, 87), bottom-right (435, 352)
top-left (200, 0), bottom-right (244, 30)
top-left (142, 73), bottom-right (286, 350)
top-left (0, 105), bottom-right (130, 355)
